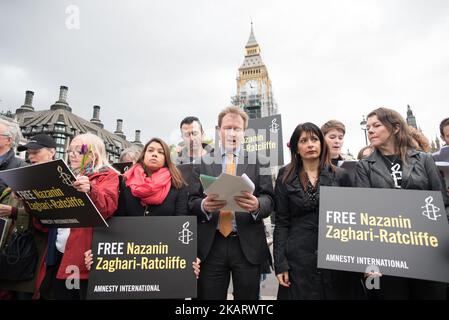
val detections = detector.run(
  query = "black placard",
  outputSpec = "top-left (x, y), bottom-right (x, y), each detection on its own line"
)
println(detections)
top-left (87, 216), bottom-right (197, 299)
top-left (0, 159), bottom-right (108, 228)
top-left (318, 186), bottom-right (449, 283)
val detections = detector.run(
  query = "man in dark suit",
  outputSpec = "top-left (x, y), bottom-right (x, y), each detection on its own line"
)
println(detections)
top-left (175, 116), bottom-right (214, 165)
top-left (188, 106), bottom-right (274, 300)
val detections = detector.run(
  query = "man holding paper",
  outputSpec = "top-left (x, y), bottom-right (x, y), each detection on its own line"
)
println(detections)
top-left (188, 106), bottom-right (274, 300)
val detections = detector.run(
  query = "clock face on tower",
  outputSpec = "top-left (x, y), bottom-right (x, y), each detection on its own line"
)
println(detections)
top-left (245, 80), bottom-right (258, 95)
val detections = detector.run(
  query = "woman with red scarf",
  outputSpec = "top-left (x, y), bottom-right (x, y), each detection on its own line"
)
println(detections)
top-left (115, 137), bottom-right (188, 216)
top-left (84, 138), bottom-right (200, 278)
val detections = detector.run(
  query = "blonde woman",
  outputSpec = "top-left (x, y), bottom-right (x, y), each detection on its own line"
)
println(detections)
top-left (35, 133), bottom-right (119, 300)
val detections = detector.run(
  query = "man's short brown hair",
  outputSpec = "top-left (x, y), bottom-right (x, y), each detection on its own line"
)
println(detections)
top-left (218, 106), bottom-right (249, 129)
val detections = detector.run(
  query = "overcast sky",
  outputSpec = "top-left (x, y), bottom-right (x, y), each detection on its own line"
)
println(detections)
top-left (1, 0), bottom-right (448, 161)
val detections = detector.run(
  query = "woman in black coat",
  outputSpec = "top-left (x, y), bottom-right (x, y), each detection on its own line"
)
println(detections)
top-left (355, 107), bottom-right (448, 300)
top-left (115, 137), bottom-right (189, 217)
top-left (274, 122), bottom-right (354, 300)
top-left (85, 138), bottom-right (200, 277)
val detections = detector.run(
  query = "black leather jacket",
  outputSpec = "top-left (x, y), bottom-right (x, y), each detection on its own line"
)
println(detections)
top-left (355, 148), bottom-right (449, 214)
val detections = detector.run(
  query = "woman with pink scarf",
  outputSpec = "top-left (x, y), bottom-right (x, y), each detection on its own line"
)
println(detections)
top-left (114, 137), bottom-right (188, 217)
top-left (85, 137), bottom-right (200, 277)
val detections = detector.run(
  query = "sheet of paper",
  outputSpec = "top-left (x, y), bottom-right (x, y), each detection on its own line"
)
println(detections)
top-left (337, 160), bottom-right (358, 172)
top-left (436, 161), bottom-right (449, 187)
top-left (433, 146), bottom-right (449, 162)
top-left (204, 173), bottom-right (255, 212)
top-left (199, 174), bottom-right (217, 191)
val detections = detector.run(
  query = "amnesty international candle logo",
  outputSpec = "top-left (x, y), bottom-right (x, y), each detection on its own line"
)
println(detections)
top-left (268, 118), bottom-right (279, 134)
top-left (0, 159), bottom-right (107, 228)
top-left (421, 196), bottom-right (441, 221)
top-left (391, 163), bottom-right (402, 188)
top-left (87, 216), bottom-right (197, 299)
top-left (178, 221), bottom-right (193, 245)
top-left (57, 165), bottom-right (75, 186)
top-left (318, 187), bottom-right (449, 283)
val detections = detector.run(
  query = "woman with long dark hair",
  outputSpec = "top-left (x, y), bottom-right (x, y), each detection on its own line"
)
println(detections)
top-left (355, 107), bottom-right (448, 299)
top-left (115, 137), bottom-right (188, 217)
top-left (84, 138), bottom-right (200, 279)
top-left (273, 122), bottom-right (353, 299)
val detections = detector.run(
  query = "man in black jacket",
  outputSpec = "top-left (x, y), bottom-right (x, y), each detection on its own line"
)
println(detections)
top-left (188, 106), bottom-right (274, 300)
top-left (175, 116), bottom-right (214, 165)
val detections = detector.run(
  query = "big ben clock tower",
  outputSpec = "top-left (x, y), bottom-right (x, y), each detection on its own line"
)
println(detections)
top-left (232, 23), bottom-right (278, 119)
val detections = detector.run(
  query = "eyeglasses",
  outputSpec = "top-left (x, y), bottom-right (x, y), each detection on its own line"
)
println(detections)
top-left (0, 133), bottom-right (10, 137)
top-left (66, 147), bottom-right (86, 156)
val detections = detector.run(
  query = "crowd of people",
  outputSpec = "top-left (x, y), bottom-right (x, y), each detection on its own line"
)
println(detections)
top-left (0, 106), bottom-right (448, 300)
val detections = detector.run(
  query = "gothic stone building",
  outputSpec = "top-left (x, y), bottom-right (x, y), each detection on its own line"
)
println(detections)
top-left (14, 86), bottom-right (142, 163)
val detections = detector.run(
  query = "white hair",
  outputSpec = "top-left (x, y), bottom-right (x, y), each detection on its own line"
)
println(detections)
top-left (119, 145), bottom-right (143, 163)
top-left (0, 118), bottom-right (23, 149)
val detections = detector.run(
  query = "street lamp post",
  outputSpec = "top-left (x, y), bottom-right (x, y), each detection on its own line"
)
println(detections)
top-left (360, 115), bottom-right (368, 146)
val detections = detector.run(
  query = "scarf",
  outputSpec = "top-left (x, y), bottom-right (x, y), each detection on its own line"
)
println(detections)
top-left (123, 164), bottom-right (171, 206)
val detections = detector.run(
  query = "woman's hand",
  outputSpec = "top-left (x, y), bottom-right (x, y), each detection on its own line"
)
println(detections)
top-left (276, 271), bottom-right (291, 287)
top-left (0, 204), bottom-right (12, 217)
top-left (192, 257), bottom-right (201, 279)
top-left (73, 175), bottom-right (91, 193)
top-left (84, 249), bottom-right (93, 271)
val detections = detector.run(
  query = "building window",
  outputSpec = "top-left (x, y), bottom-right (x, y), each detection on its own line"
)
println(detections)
top-left (55, 137), bottom-right (66, 145)
top-left (54, 125), bottom-right (65, 132)
top-left (55, 146), bottom-right (65, 160)
top-left (113, 140), bottom-right (123, 149)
